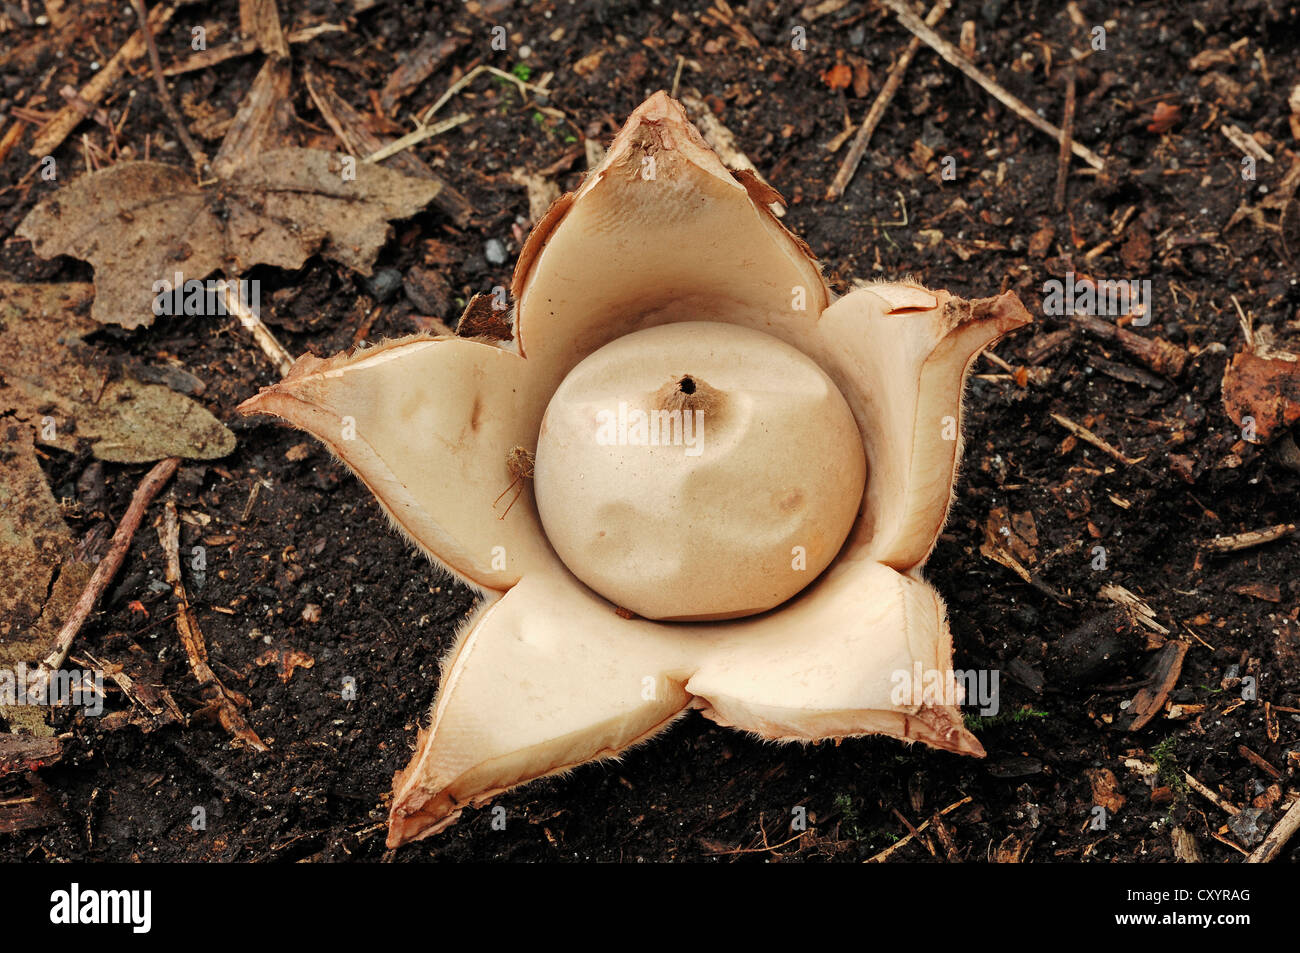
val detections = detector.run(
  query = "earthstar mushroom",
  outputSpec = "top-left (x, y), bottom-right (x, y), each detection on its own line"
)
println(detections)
top-left (238, 91), bottom-right (1031, 847)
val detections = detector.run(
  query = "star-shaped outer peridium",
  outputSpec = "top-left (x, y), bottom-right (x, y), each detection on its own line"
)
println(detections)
top-left (237, 91), bottom-right (1032, 848)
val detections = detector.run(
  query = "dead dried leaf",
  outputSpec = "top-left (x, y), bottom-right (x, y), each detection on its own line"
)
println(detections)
top-left (0, 419), bottom-right (92, 736)
top-left (256, 647), bottom-right (315, 683)
top-left (18, 149), bottom-right (445, 328)
top-left (0, 421), bottom-right (93, 649)
top-left (851, 62), bottom-right (871, 99)
top-left (984, 506), bottom-right (1039, 565)
top-left (1084, 767), bottom-right (1127, 813)
top-left (0, 282), bottom-right (235, 462)
top-left (1222, 349), bottom-right (1300, 444)
top-left (1231, 581), bottom-right (1282, 602)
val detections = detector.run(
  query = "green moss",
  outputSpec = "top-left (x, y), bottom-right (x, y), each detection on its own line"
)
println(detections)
top-left (833, 792), bottom-right (865, 840)
top-left (965, 707), bottom-right (1049, 733)
top-left (1151, 735), bottom-right (1187, 792)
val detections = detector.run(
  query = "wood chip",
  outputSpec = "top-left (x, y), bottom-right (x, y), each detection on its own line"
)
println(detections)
top-left (1221, 124), bottom-right (1274, 164)
top-left (1120, 640), bottom-right (1188, 731)
top-left (1098, 584), bottom-right (1170, 635)
top-left (1200, 523), bottom-right (1297, 553)
top-left (0, 734), bottom-right (64, 776)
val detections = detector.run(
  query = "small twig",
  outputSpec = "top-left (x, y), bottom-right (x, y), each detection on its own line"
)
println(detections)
top-left (1183, 771), bottom-right (1240, 816)
top-left (301, 66), bottom-right (472, 226)
top-left (869, 190), bottom-right (909, 226)
top-left (33, 458), bottom-right (180, 693)
top-left (669, 54), bottom-right (686, 99)
top-left (1210, 829), bottom-right (1251, 856)
top-left (1220, 124), bottom-right (1274, 165)
top-left (304, 72), bottom-right (363, 157)
top-left (351, 304), bottom-right (386, 346)
top-left (240, 479), bottom-right (266, 522)
top-left (1098, 583), bottom-right (1170, 635)
top-left (1050, 412), bottom-right (1144, 465)
top-left (1054, 67), bottom-right (1077, 211)
top-left (363, 112), bottom-right (470, 165)
top-left (828, 0), bottom-right (951, 201)
top-left (161, 501), bottom-right (268, 751)
top-left (1231, 294), bottom-right (1254, 347)
top-left (1238, 744), bottom-right (1283, 780)
top-left (163, 24), bottom-right (345, 76)
top-left (703, 826), bottom-right (810, 856)
top-left (867, 795), bottom-right (972, 863)
top-left (1072, 313), bottom-right (1189, 378)
top-left (221, 281), bottom-right (292, 377)
top-left (880, 0), bottom-right (1105, 169)
top-left (130, 0), bottom-right (207, 172)
top-left (0, 121), bottom-right (28, 166)
top-left (419, 64), bottom-right (551, 126)
top-left (1199, 523), bottom-right (1298, 554)
top-left (1246, 797), bottom-right (1300, 862)
top-left (891, 807), bottom-right (935, 856)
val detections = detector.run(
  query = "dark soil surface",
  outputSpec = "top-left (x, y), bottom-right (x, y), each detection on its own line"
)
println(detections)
top-left (2, 0), bottom-right (1298, 862)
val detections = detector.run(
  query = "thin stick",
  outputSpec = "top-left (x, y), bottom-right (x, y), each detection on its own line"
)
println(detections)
top-left (1211, 829), bottom-right (1251, 856)
top-left (892, 807), bottom-right (936, 856)
top-left (1221, 124), bottom-right (1274, 165)
top-left (131, 0), bottom-right (208, 172)
top-left (418, 64), bottom-right (551, 126)
top-left (670, 54), bottom-right (686, 99)
top-left (880, 0), bottom-right (1105, 170)
top-left (1050, 412), bottom-right (1144, 465)
top-left (1246, 797), bottom-right (1300, 862)
top-left (1054, 66), bottom-right (1076, 211)
top-left (867, 795), bottom-right (971, 862)
top-left (163, 24), bottom-right (345, 76)
top-left (34, 457), bottom-right (181, 688)
top-left (161, 501), bottom-right (269, 751)
top-left (364, 112), bottom-right (470, 165)
top-left (1183, 771), bottom-right (1240, 816)
top-left (1199, 522), bottom-right (1297, 554)
top-left (828, 0), bottom-right (951, 201)
top-left (221, 281), bottom-right (293, 377)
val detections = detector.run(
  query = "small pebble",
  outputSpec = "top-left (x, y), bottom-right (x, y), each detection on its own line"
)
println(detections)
top-left (485, 238), bottom-right (508, 265)
top-left (1227, 808), bottom-right (1270, 847)
top-left (366, 268), bottom-right (403, 303)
